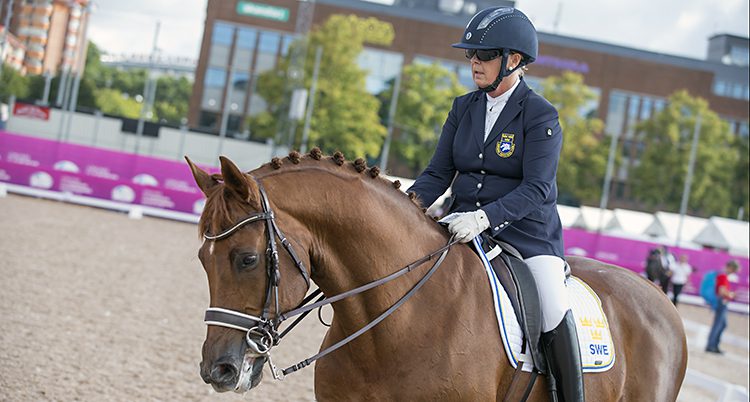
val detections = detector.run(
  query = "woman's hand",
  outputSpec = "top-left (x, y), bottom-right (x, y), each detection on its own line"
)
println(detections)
top-left (441, 210), bottom-right (490, 242)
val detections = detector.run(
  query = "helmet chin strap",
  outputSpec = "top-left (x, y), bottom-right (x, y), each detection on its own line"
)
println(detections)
top-left (479, 49), bottom-right (525, 93)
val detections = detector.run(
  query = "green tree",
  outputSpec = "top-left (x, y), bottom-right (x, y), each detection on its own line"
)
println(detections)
top-left (95, 88), bottom-right (142, 118)
top-left (385, 62), bottom-right (465, 174)
top-left (540, 71), bottom-right (607, 205)
top-left (631, 90), bottom-right (737, 217)
top-left (730, 136), bottom-right (749, 220)
top-left (153, 75), bottom-right (192, 124)
top-left (0, 64), bottom-right (30, 103)
top-left (250, 15), bottom-right (393, 158)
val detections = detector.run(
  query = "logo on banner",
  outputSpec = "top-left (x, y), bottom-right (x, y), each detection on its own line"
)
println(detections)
top-left (13, 103), bottom-right (50, 120)
top-left (496, 133), bottom-right (515, 158)
top-left (112, 185), bottom-right (136, 203)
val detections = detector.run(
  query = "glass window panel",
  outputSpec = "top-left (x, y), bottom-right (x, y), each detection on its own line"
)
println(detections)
top-left (209, 45), bottom-right (230, 68)
top-left (281, 34), bottom-right (295, 56)
top-left (201, 87), bottom-right (223, 112)
top-left (654, 99), bottom-right (666, 112)
top-left (212, 22), bottom-right (234, 46)
top-left (254, 53), bottom-right (277, 73)
top-left (605, 91), bottom-right (628, 137)
top-left (248, 94), bottom-right (268, 116)
top-left (732, 83), bottom-right (743, 99)
top-left (237, 28), bottom-right (256, 50)
top-left (357, 48), bottom-right (403, 95)
top-left (258, 31), bottom-right (280, 54)
top-left (640, 97), bottom-right (653, 120)
top-left (739, 122), bottom-right (749, 139)
top-left (713, 79), bottom-right (726, 96)
top-left (233, 48), bottom-right (253, 69)
top-left (199, 111), bottom-right (219, 130)
top-left (457, 65), bottom-right (473, 90)
top-left (204, 67), bottom-right (226, 88)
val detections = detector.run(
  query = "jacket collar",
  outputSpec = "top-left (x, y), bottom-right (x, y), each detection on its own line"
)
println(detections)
top-left (468, 78), bottom-right (530, 149)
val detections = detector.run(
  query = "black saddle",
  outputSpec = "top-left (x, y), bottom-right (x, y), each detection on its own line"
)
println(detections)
top-left (478, 234), bottom-right (548, 375)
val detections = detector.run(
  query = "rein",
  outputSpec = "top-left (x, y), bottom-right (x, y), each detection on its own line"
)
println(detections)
top-left (202, 176), bottom-right (458, 380)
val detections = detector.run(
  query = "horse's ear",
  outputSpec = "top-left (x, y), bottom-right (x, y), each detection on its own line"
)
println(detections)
top-left (219, 156), bottom-right (256, 203)
top-left (185, 156), bottom-right (217, 196)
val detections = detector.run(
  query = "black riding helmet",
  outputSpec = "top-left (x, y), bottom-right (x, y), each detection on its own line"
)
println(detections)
top-left (453, 7), bottom-right (538, 93)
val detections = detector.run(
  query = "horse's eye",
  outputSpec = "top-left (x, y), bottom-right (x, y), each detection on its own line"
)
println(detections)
top-left (237, 253), bottom-right (259, 270)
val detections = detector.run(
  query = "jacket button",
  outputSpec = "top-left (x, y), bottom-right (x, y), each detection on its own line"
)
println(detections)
top-left (477, 183), bottom-right (482, 189)
top-left (475, 202), bottom-right (481, 207)
top-left (481, 170), bottom-right (486, 174)
top-left (478, 153), bottom-right (483, 159)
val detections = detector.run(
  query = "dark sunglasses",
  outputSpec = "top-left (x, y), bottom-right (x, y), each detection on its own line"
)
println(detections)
top-left (465, 49), bottom-right (502, 61)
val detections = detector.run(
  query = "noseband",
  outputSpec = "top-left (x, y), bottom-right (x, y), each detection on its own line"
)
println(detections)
top-left (203, 176), bottom-right (457, 380)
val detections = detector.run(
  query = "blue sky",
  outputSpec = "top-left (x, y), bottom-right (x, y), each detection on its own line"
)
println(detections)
top-left (87, 0), bottom-right (750, 61)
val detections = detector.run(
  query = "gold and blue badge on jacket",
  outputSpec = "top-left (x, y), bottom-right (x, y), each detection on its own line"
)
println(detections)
top-left (496, 133), bottom-right (515, 158)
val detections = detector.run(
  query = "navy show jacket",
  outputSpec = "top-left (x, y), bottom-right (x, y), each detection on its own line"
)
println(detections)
top-left (408, 78), bottom-right (564, 259)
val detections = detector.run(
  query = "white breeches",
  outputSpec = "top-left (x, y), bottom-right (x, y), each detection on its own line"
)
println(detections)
top-left (525, 255), bottom-right (570, 332)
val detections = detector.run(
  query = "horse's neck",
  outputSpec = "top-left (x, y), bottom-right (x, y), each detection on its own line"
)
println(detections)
top-left (269, 169), bottom-right (491, 346)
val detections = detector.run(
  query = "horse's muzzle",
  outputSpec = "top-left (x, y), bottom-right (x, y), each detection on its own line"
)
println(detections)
top-left (201, 355), bottom-right (240, 392)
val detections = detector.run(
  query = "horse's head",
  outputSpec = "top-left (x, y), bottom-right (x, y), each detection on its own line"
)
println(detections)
top-left (186, 156), bottom-right (312, 393)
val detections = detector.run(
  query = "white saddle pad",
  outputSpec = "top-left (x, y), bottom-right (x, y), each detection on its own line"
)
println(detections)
top-left (471, 238), bottom-right (615, 373)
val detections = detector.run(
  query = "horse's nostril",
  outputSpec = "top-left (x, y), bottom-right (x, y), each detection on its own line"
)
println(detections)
top-left (210, 362), bottom-right (238, 386)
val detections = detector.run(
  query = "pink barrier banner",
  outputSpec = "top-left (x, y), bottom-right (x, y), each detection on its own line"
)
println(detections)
top-left (0, 130), bottom-right (217, 215)
top-left (1, 131), bottom-right (747, 305)
top-left (563, 228), bottom-right (749, 304)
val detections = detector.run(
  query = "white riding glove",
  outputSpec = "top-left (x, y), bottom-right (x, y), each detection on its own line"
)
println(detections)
top-left (441, 210), bottom-right (490, 243)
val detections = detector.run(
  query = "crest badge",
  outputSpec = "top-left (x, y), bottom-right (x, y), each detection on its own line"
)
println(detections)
top-left (496, 133), bottom-right (515, 158)
top-left (465, 32), bottom-right (472, 40)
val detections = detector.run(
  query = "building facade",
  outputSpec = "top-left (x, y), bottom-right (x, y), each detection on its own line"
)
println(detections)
top-left (1, 0), bottom-right (91, 76)
top-left (187, 0), bottom-right (749, 206)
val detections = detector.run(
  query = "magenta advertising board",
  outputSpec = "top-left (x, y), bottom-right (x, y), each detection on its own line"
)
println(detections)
top-left (1, 131), bottom-right (747, 305)
top-left (0, 130), bottom-right (217, 215)
top-left (562, 228), bottom-right (750, 304)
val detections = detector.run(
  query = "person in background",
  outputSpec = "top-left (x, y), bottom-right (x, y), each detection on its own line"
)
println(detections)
top-left (658, 246), bottom-right (676, 293)
top-left (669, 254), bottom-right (693, 306)
top-left (705, 260), bottom-right (740, 354)
top-left (645, 247), bottom-right (663, 284)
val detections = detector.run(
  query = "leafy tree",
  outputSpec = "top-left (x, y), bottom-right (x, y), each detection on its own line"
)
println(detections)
top-left (539, 71), bottom-right (607, 205)
top-left (0, 64), bottom-right (30, 103)
top-left (250, 15), bottom-right (392, 158)
top-left (153, 75), bottom-right (192, 124)
top-left (730, 136), bottom-right (749, 220)
top-left (95, 88), bottom-right (142, 118)
top-left (631, 90), bottom-right (737, 217)
top-left (383, 62), bottom-right (465, 174)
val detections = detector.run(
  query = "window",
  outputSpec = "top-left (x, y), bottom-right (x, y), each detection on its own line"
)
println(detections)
top-left (739, 122), bottom-right (749, 139)
top-left (204, 67), bottom-right (226, 87)
top-left (258, 31), bottom-right (281, 54)
top-left (199, 111), bottom-right (219, 130)
top-left (357, 48), bottom-right (403, 94)
top-left (605, 91), bottom-right (628, 137)
top-left (237, 28), bottom-right (256, 50)
top-left (640, 97), bottom-right (653, 120)
top-left (713, 79), bottom-right (727, 96)
top-left (281, 34), bottom-right (296, 56)
top-left (212, 22), bottom-right (234, 46)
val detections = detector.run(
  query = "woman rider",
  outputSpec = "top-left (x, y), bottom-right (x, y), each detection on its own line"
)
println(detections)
top-left (407, 7), bottom-right (584, 401)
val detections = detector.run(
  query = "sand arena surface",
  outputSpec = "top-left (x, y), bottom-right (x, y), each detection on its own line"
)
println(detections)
top-left (1, 194), bottom-right (747, 401)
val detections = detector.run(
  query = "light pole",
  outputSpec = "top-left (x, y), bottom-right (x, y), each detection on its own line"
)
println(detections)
top-left (135, 20), bottom-right (160, 154)
top-left (675, 113), bottom-right (702, 247)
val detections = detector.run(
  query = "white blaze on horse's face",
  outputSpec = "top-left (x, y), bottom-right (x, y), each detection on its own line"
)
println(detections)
top-left (202, 238), bottom-right (215, 256)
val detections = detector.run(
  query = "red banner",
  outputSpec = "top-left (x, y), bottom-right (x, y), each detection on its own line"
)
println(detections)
top-left (13, 102), bottom-right (50, 121)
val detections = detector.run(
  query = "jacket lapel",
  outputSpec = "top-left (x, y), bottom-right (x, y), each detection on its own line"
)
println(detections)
top-left (467, 91), bottom-right (486, 150)
top-left (484, 79), bottom-right (529, 147)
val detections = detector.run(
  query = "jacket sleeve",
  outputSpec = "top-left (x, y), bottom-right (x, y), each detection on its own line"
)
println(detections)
top-left (482, 99), bottom-right (562, 233)
top-left (406, 97), bottom-right (460, 208)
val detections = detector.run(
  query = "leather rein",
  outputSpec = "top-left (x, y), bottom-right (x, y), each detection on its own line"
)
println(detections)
top-left (202, 177), bottom-right (458, 380)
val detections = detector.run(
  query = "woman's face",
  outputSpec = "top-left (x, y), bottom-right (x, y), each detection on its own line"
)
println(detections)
top-left (470, 52), bottom-right (522, 95)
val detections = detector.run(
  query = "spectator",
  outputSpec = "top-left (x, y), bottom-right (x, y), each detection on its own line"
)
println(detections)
top-left (670, 254), bottom-right (693, 306)
top-left (658, 246), bottom-right (675, 294)
top-left (705, 260), bottom-right (740, 354)
top-left (645, 248), bottom-right (663, 283)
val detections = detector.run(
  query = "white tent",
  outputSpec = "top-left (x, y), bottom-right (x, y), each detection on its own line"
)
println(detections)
top-left (578, 206), bottom-right (613, 231)
top-left (643, 211), bottom-right (708, 247)
top-left (603, 208), bottom-right (655, 239)
top-left (693, 216), bottom-right (750, 257)
top-left (557, 204), bottom-right (583, 228)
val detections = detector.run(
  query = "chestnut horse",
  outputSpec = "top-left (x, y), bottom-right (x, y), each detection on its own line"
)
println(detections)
top-left (188, 150), bottom-right (687, 401)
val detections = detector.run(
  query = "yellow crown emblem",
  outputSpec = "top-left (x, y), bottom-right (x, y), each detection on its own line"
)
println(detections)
top-left (590, 329), bottom-right (603, 341)
top-left (580, 317), bottom-right (593, 327)
top-left (594, 319), bottom-right (606, 328)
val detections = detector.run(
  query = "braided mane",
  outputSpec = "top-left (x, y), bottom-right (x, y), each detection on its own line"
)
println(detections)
top-left (198, 148), bottom-right (423, 237)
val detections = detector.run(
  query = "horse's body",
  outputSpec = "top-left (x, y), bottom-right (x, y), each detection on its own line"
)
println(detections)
top-left (190, 152), bottom-right (687, 401)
